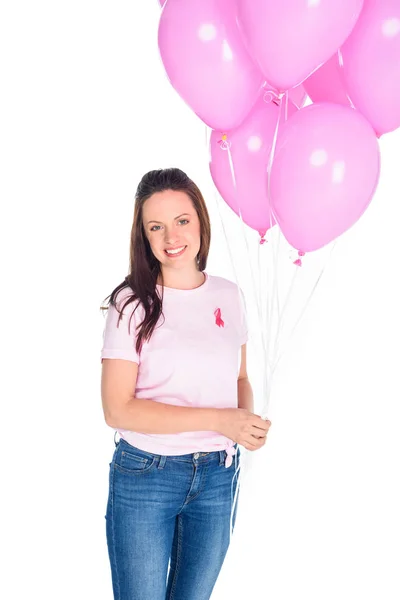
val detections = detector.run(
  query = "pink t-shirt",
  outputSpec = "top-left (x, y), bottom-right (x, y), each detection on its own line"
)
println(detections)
top-left (100, 271), bottom-right (248, 467)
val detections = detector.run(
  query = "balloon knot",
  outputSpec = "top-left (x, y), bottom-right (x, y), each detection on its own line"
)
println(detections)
top-left (218, 134), bottom-right (231, 150)
top-left (263, 89), bottom-right (284, 106)
top-left (258, 229), bottom-right (267, 241)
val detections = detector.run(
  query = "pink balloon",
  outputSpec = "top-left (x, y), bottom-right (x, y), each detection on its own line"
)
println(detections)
top-left (341, 0), bottom-right (400, 137)
top-left (303, 54), bottom-right (352, 107)
top-left (236, 0), bottom-right (364, 91)
top-left (289, 84), bottom-right (307, 109)
top-left (209, 94), bottom-right (297, 237)
top-left (158, 0), bottom-right (265, 131)
top-left (270, 104), bottom-right (380, 252)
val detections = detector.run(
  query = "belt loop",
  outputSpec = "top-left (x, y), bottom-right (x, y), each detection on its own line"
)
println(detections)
top-left (158, 455), bottom-right (167, 469)
top-left (219, 450), bottom-right (225, 466)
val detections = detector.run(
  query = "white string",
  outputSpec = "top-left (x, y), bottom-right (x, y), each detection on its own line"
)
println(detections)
top-left (271, 240), bottom-right (338, 374)
top-left (263, 92), bottom-right (287, 416)
top-left (204, 126), bottom-right (251, 544)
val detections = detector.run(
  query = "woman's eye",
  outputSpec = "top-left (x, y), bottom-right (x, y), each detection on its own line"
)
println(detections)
top-left (150, 220), bottom-right (188, 232)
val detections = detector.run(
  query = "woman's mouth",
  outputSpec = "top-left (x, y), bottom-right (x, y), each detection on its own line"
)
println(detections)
top-left (164, 245), bottom-right (187, 258)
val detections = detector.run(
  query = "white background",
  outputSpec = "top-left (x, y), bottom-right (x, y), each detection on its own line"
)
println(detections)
top-left (1, 1), bottom-right (400, 598)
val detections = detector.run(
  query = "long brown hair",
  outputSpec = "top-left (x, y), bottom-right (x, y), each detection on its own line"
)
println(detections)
top-left (100, 168), bottom-right (211, 354)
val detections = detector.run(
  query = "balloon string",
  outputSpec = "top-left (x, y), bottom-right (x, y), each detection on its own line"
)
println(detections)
top-left (271, 239), bottom-right (338, 375)
top-left (204, 125), bottom-right (250, 545)
top-left (263, 91), bottom-right (332, 418)
top-left (225, 142), bottom-right (270, 368)
top-left (263, 91), bottom-right (286, 417)
top-left (337, 48), bottom-right (355, 109)
top-left (206, 179), bottom-right (243, 545)
top-left (263, 106), bottom-right (338, 416)
top-left (212, 130), bottom-right (268, 370)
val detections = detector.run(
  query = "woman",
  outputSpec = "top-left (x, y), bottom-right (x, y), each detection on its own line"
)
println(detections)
top-left (100, 168), bottom-right (271, 600)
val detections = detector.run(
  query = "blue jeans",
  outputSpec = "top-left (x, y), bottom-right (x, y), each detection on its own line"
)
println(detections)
top-left (105, 436), bottom-right (241, 600)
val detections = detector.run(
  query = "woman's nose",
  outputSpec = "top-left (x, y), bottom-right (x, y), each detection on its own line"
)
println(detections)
top-left (164, 231), bottom-right (181, 245)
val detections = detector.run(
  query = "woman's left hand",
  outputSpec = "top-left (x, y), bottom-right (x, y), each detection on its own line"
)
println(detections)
top-left (253, 420), bottom-right (271, 447)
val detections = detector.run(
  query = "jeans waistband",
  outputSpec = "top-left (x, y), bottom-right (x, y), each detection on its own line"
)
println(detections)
top-left (113, 432), bottom-right (238, 467)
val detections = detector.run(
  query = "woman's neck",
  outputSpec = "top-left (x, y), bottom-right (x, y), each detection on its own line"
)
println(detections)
top-left (157, 269), bottom-right (205, 290)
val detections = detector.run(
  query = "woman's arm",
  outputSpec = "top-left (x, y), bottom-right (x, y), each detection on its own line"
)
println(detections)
top-left (237, 344), bottom-right (254, 413)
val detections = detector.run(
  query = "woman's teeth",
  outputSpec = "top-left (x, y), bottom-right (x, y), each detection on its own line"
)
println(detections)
top-left (165, 246), bottom-right (186, 256)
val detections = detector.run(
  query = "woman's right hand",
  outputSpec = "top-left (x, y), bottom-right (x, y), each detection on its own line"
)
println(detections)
top-left (217, 408), bottom-right (271, 451)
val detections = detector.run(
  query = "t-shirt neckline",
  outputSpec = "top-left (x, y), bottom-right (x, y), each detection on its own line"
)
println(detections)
top-left (156, 271), bottom-right (209, 294)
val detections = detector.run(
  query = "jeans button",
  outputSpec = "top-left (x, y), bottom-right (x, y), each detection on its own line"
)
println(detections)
top-left (194, 453), bottom-right (200, 459)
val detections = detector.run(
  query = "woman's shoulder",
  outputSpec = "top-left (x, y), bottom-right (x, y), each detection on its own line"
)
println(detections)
top-left (208, 273), bottom-right (241, 293)
top-left (113, 285), bottom-right (142, 315)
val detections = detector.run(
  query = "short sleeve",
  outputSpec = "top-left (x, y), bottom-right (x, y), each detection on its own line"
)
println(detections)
top-left (238, 286), bottom-right (249, 345)
top-left (100, 291), bottom-right (141, 364)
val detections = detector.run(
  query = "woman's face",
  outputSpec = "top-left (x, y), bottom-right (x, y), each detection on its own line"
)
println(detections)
top-left (143, 190), bottom-right (201, 269)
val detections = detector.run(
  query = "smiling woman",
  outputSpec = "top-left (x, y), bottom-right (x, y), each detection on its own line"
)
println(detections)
top-left (99, 168), bottom-right (267, 600)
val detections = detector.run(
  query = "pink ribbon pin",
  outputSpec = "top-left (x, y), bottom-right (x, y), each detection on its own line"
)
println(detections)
top-left (214, 308), bottom-right (224, 328)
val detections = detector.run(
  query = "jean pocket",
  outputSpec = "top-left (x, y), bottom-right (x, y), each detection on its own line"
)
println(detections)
top-left (114, 446), bottom-right (157, 475)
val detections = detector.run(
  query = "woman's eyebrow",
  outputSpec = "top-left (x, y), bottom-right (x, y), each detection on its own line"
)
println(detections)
top-left (147, 213), bottom-right (191, 224)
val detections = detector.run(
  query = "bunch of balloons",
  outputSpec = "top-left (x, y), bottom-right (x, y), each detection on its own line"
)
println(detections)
top-left (157, 0), bottom-right (400, 254)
